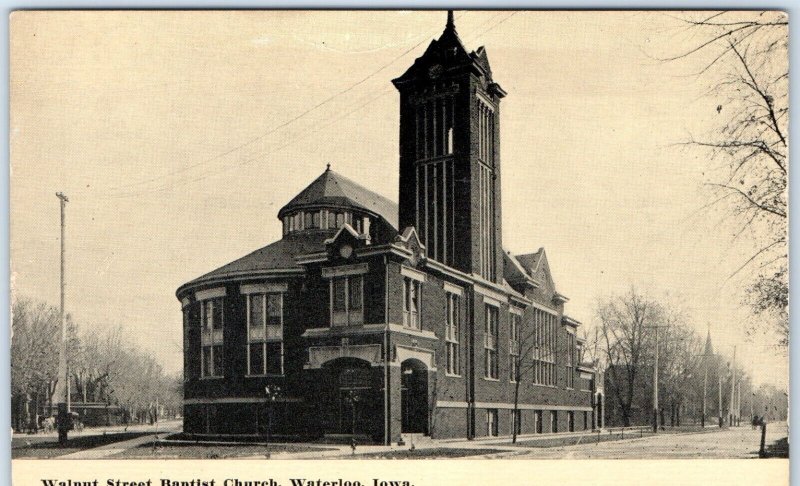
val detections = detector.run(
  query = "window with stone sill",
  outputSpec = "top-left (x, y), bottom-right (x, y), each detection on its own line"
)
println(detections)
top-left (247, 292), bottom-right (284, 376)
top-left (200, 297), bottom-right (224, 378)
top-left (331, 274), bottom-right (364, 327)
top-left (445, 292), bottom-right (460, 375)
top-left (403, 277), bottom-right (421, 330)
top-left (484, 304), bottom-right (499, 379)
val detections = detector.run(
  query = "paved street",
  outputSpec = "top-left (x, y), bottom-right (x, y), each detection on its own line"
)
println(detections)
top-left (12, 421), bottom-right (787, 460)
top-left (493, 423), bottom-right (789, 459)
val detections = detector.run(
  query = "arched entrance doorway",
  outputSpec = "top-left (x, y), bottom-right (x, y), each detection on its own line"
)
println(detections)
top-left (321, 358), bottom-right (374, 435)
top-left (401, 359), bottom-right (428, 435)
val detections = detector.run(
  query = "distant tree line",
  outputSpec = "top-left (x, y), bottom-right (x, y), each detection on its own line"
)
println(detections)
top-left (10, 295), bottom-right (182, 432)
top-left (593, 287), bottom-right (786, 428)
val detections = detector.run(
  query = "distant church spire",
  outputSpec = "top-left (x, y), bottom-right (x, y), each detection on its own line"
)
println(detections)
top-left (704, 328), bottom-right (714, 356)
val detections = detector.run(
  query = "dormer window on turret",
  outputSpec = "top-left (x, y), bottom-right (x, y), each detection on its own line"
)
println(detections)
top-left (282, 209), bottom-right (371, 236)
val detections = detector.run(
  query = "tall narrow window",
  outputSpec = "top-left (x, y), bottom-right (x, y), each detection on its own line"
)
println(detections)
top-left (532, 309), bottom-right (557, 386)
top-left (403, 277), bottom-right (421, 329)
top-left (447, 128), bottom-right (453, 154)
top-left (476, 97), bottom-right (496, 281)
top-left (509, 312), bottom-right (521, 382)
top-left (566, 332), bottom-right (575, 389)
top-left (200, 297), bottom-right (224, 378)
top-left (445, 292), bottom-right (460, 375)
top-left (330, 275), bottom-right (364, 326)
top-left (486, 409), bottom-right (498, 437)
top-left (484, 305), bottom-right (499, 379)
top-left (413, 95), bottom-right (455, 266)
top-left (247, 292), bottom-right (284, 376)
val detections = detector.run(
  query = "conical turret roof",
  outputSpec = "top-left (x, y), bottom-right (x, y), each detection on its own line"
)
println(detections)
top-left (278, 167), bottom-right (398, 230)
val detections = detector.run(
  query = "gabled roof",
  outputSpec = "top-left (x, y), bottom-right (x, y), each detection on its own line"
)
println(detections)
top-left (503, 250), bottom-right (536, 288)
top-left (182, 232), bottom-right (325, 287)
top-left (278, 167), bottom-right (398, 230)
top-left (514, 247), bottom-right (565, 300)
top-left (515, 248), bottom-right (545, 275)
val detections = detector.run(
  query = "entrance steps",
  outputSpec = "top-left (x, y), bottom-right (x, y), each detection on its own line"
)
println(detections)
top-left (399, 432), bottom-right (433, 447)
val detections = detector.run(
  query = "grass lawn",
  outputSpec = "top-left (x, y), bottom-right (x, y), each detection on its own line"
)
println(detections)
top-left (113, 439), bottom-right (335, 459)
top-left (508, 426), bottom-right (715, 448)
top-left (348, 448), bottom-right (504, 459)
top-left (509, 430), bottom-right (655, 448)
top-left (12, 432), bottom-right (152, 459)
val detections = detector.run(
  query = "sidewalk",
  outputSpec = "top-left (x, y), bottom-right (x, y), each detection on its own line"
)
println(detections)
top-left (59, 433), bottom-right (164, 459)
top-left (238, 429), bottom-right (615, 459)
top-left (12, 419), bottom-right (183, 440)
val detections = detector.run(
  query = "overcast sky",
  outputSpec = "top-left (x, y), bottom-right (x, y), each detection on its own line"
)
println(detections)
top-left (10, 10), bottom-right (788, 388)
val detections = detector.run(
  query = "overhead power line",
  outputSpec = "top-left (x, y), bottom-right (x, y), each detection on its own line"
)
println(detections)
top-left (106, 12), bottom-right (468, 194)
top-left (105, 11), bottom-right (519, 199)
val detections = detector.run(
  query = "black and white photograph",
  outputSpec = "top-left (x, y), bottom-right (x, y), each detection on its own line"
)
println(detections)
top-left (8, 8), bottom-right (790, 484)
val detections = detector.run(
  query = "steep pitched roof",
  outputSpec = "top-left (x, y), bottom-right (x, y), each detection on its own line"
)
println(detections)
top-left (392, 15), bottom-right (472, 85)
top-left (704, 329), bottom-right (714, 356)
top-left (278, 168), bottom-right (398, 230)
top-left (392, 11), bottom-right (503, 95)
top-left (183, 232), bottom-right (325, 286)
top-left (503, 250), bottom-right (532, 285)
top-left (515, 248), bottom-right (544, 275)
top-left (515, 248), bottom-right (562, 298)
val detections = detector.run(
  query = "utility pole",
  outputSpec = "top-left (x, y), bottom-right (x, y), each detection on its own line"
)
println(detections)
top-left (718, 364), bottom-right (723, 428)
top-left (653, 326), bottom-right (659, 433)
top-left (736, 381), bottom-right (741, 426)
top-left (702, 366), bottom-right (708, 428)
top-left (645, 325), bottom-right (667, 433)
top-left (729, 346), bottom-right (736, 427)
top-left (55, 192), bottom-right (69, 444)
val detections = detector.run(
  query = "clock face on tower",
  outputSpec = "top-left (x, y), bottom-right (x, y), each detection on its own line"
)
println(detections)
top-left (339, 244), bottom-right (353, 259)
top-left (428, 64), bottom-right (443, 79)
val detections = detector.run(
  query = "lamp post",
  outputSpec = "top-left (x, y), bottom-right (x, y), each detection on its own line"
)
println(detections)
top-left (345, 389), bottom-right (360, 453)
top-left (264, 386), bottom-right (281, 458)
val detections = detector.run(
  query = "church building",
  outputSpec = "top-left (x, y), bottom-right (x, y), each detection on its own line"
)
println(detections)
top-left (177, 12), bottom-right (600, 443)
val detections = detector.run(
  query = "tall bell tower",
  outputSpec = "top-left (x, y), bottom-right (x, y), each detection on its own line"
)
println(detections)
top-left (393, 11), bottom-right (506, 282)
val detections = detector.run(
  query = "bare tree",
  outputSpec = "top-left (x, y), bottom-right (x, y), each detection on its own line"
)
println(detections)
top-left (596, 288), bottom-right (668, 426)
top-left (509, 314), bottom-right (537, 443)
top-left (11, 294), bottom-right (183, 429)
top-left (663, 11), bottom-right (788, 346)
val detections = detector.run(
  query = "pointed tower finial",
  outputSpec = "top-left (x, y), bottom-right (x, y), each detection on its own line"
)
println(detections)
top-left (704, 326), bottom-right (714, 357)
top-left (326, 163), bottom-right (331, 172)
top-left (446, 10), bottom-right (455, 30)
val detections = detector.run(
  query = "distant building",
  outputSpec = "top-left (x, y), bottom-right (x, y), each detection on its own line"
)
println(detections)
top-left (177, 12), bottom-right (598, 443)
